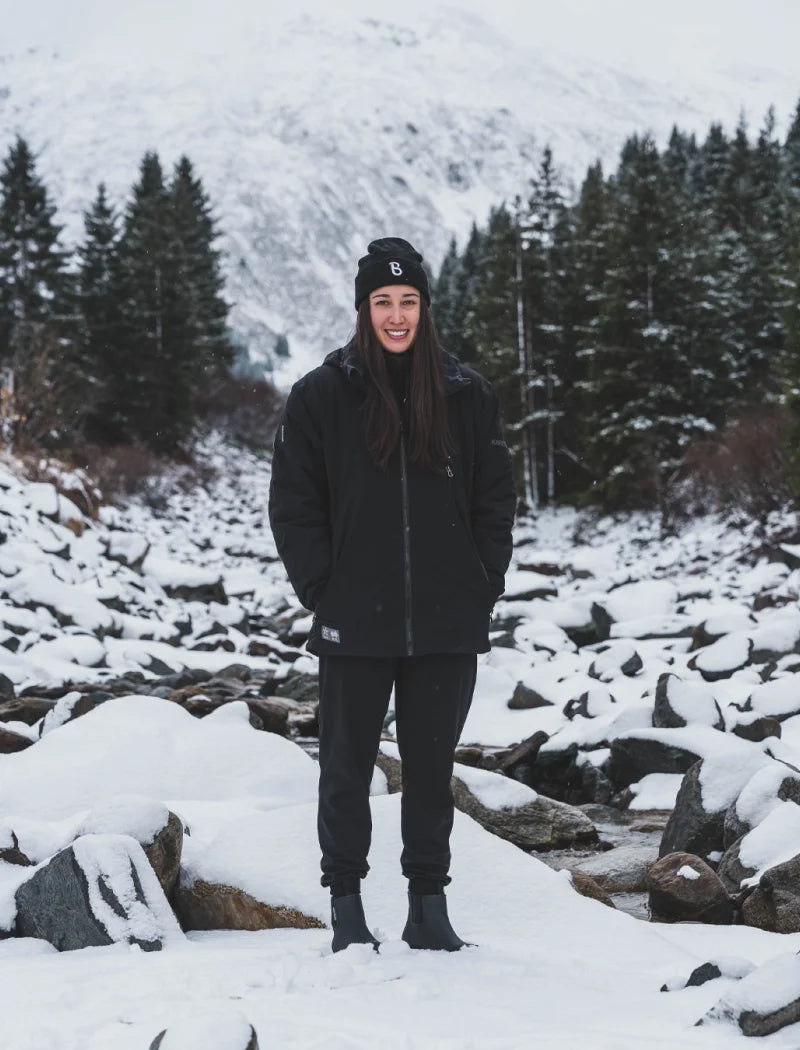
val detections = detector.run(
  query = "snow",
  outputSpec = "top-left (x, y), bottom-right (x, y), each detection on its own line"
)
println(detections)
top-left (677, 865), bottom-right (701, 880)
top-left (79, 796), bottom-right (171, 844)
top-left (381, 741), bottom-right (538, 811)
top-left (690, 632), bottom-right (752, 675)
top-left (738, 802), bottom-right (800, 886)
top-left (734, 763), bottom-right (799, 831)
top-left (5, 445), bottom-right (800, 1043)
top-left (629, 773), bottom-right (683, 810)
top-left (71, 833), bottom-right (184, 947)
top-left (661, 676), bottom-right (721, 728)
top-left (0, 698), bottom-right (320, 821)
top-left (600, 581), bottom-right (678, 623)
top-left (145, 1008), bottom-right (256, 1050)
top-left (618, 726), bottom-right (772, 812)
top-left (748, 675), bottom-right (800, 719)
top-left (142, 551), bottom-right (223, 590)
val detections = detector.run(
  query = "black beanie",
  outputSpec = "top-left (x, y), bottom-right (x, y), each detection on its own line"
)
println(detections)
top-left (354, 237), bottom-right (431, 310)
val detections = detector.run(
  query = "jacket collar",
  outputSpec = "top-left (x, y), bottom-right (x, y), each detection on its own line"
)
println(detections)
top-left (324, 345), bottom-right (470, 397)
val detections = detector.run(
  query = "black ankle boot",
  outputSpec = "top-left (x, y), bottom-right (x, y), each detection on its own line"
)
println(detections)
top-left (402, 890), bottom-right (468, 951)
top-left (331, 893), bottom-right (380, 953)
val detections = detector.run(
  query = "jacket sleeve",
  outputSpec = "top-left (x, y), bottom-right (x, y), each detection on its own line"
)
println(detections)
top-left (471, 379), bottom-right (516, 600)
top-left (268, 381), bottom-right (332, 611)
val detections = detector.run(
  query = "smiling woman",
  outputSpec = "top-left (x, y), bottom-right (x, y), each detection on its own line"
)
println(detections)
top-left (369, 286), bottom-right (419, 354)
top-left (268, 235), bottom-right (516, 955)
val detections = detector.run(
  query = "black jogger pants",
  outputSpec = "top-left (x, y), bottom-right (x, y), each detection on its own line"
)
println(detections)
top-left (317, 652), bottom-right (478, 888)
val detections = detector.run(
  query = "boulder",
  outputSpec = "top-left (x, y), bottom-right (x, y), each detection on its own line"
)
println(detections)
top-left (700, 953), bottom-right (800, 1036)
top-left (0, 695), bottom-right (56, 725)
top-left (245, 698), bottom-right (292, 736)
top-left (607, 736), bottom-right (701, 789)
top-left (739, 998), bottom-right (800, 1039)
top-left (450, 774), bottom-right (598, 851)
top-left (0, 725), bottom-right (33, 753)
top-left (507, 682), bottom-right (553, 710)
top-left (568, 871), bottom-right (615, 908)
top-left (0, 672), bottom-right (15, 702)
top-left (78, 798), bottom-right (184, 896)
top-left (731, 716), bottom-right (781, 742)
top-left (563, 687), bottom-right (616, 721)
top-left (14, 834), bottom-right (182, 951)
top-left (716, 837), bottom-right (756, 896)
top-left (659, 761), bottom-right (725, 861)
top-left (274, 673), bottom-right (319, 705)
top-left (747, 675), bottom-right (800, 722)
top-left (149, 1010), bottom-right (259, 1050)
top-left (0, 829), bottom-right (31, 866)
top-left (143, 814), bottom-right (184, 896)
top-left (39, 691), bottom-right (98, 737)
top-left (741, 853), bottom-right (800, 933)
top-left (588, 644), bottom-right (643, 681)
top-left (691, 613), bottom-right (754, 651)
top-left (722, 766), bottom-right (800, 850)
top-left (568, 842), bottom-right (657, 893)
top-left (687, 634), bottom-right (753, 682)
top-left (647, 852), bottom-right (733, 924)
top-left (172, 878), bottom-right (325, 932)
top-left (652, 674), bottom-right (724, 731)
top-left (376, 747), bottom-right (598, 851)
top-left (492, 730), bottom-right (549, 779)
top-left (528, 744), bottom-right (585, 802)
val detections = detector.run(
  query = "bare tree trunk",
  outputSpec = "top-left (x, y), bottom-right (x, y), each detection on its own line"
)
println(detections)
top-left (516, 217), bottom-right (538, 510)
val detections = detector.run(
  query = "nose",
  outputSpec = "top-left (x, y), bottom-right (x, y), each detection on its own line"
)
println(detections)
top-left (389, 302), bottom-right (405, 323)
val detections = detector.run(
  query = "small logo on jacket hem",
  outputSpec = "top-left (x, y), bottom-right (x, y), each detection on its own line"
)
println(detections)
top-left (321, 626), bottom-right (341, 643)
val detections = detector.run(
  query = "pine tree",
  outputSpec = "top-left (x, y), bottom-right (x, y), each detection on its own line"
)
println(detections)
top-left (168, 155), bottom-right (232, 386)
top-left (432, 236), bottom-right (462, 351)
top-left (525, 147), bottom-right (578, 502)
top-left (450, 223), bottom-right (484, 363)
top-left (569, 161), bottom-right (612, 498)
top-left (461, 207), bottom-right (522, 484)
top-left (582, 133), bottom-right (704, 509)
top-left (0, 135), bottom-right (78, 448)
top-left (75, 182), bottom-right (122, 440)
top-left (0, 135), bottom-right (71, 361)
top-left (786, 97), bottom-right (800, 197)
top-left (779, 97), bottom-right (800, 497)
top-left (111, 151), bottom-right (175, 446)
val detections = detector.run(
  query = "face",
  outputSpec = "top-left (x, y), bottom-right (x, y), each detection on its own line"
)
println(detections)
top-left (369, 285), bottom-right (420, 354)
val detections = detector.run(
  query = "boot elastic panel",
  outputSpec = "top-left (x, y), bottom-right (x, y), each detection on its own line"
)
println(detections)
top-left (331, 893), bottom-right (380, 953)
top-left (402, 891), bottom-right (470, 951)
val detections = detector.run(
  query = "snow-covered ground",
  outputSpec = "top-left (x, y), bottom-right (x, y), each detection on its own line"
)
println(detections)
top-left (3, 435), bottom-right (800, 1046)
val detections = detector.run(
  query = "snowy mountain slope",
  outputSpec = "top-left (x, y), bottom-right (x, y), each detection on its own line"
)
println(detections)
top-left (0, 5), bottom-right (798, 383)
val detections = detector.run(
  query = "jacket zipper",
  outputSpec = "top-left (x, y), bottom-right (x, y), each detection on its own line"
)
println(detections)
top-left (399, 425), bottom-right (414, 656)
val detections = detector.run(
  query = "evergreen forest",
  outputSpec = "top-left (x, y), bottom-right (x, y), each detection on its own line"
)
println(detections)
top-left (435, 101), bottom-right (800, 520)
top-left (3, 98), bottom-right (800, 521)
top-left (0, 136), bottom-right (234, 458)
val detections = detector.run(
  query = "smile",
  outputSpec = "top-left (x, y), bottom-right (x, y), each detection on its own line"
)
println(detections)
top-left (386, 330), bottom-right (409, 338)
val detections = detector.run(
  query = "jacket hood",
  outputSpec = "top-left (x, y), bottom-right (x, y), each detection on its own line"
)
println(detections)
top-left (323, 344), bottom-right (471, 396)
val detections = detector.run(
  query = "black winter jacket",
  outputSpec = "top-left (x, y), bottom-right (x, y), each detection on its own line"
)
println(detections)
top-left (268, 346), bottom-right (516, 657)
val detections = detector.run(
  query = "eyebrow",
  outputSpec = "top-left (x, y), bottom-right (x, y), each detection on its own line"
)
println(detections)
top-left (371, 292), bottom-right (420, 300)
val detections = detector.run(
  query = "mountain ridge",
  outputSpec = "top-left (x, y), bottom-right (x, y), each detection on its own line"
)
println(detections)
top-left (0, 7), bottom-right (797, 384)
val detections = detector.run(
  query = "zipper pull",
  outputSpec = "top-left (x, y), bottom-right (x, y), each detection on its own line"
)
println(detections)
top-left (445, 464), bottom-right (454, 478)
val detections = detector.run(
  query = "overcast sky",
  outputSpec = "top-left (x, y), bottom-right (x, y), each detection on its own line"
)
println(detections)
top-left (3, 0), bottom-right (800, 83)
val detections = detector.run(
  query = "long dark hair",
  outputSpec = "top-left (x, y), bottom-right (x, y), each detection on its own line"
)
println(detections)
top-left (350, 298), bottom-right (452, 472)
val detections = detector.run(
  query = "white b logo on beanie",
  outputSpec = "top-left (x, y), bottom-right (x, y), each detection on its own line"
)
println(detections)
top-left (389, 261), bottom-right (403, 276)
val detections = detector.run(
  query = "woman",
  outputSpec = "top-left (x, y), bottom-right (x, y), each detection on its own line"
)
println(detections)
top-left (268, 237), bottom-right (516, 952)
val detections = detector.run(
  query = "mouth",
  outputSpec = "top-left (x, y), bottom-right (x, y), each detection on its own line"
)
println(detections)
top-left (385, 329), bottom-right (410, 340)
